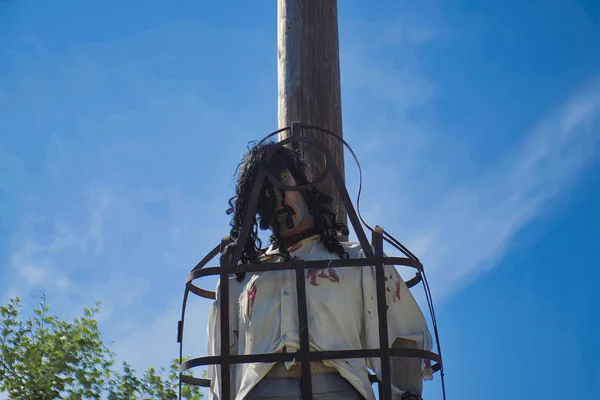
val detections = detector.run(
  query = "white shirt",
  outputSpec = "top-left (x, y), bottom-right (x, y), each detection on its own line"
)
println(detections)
top-left (207, 235), bottom-right (433, 400)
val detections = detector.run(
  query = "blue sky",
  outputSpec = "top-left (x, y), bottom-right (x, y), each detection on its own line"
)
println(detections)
top-left (1, 0), bottom-right (600, 399)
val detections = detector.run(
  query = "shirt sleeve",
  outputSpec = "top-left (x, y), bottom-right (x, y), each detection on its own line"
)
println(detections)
top-left (207, 277), bottom-right (240, 400)
top-left (360, 250), bottom-right (434, 396)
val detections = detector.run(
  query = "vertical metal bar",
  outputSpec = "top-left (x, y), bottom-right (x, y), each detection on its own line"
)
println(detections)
top-left (177, 320), bottom-right (183, 343)
top-left (219, 237), bottom-right (231, 400)
top-left (290, 120), bottom-right (301, 152)
top-left (178, 289), bottom-right (189, 400)
top-left (294, 259), bottom-right (313, 399)
top-left (323, 148), bottom-right (374, 258)
top-left (372, 227), bottom-right (392, 400)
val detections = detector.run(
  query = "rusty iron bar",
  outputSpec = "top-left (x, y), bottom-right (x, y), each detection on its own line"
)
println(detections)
top-left (294, 259), bottom-right (313, 399)
top-left (218, 237), bottom-right (231, 400)
top-left (180, 348), bottom-right (442, 375)
top-left (372, 226), bottom-right (391, 400)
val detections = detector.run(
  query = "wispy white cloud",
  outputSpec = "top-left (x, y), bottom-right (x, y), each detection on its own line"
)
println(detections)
top-left (339, 16), bottom-right (600, 306)
top-left (4, 171), bottom-right (226, 367)
top-left (110, 299), bottom-right (211, 376)
top-left (373, 80), bottom-right (600, 300)
top-left (3, 60), bottom-right (248, 379)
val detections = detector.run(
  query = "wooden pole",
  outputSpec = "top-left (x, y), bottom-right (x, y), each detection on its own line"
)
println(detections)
top-left (277, 0), bottom-right (347, 234)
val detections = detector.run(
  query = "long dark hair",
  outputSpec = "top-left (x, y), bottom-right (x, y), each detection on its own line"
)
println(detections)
top-left (225, 141), bottom-right (349, 281)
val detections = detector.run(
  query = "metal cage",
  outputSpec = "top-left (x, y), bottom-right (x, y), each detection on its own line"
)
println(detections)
top-left (177, 123), bottom-right (446, 400)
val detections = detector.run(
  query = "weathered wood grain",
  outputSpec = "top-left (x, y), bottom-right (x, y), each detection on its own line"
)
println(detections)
top-left (277, 0), bottom-right (348, 235)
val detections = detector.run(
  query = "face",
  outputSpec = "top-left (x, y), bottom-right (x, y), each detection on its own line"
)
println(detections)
top-left (267, 169), bottom-right (314, 237)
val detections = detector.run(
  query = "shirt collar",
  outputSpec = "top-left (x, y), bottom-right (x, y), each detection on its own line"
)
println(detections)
top-left (264, 233), bottom-right (321, 257)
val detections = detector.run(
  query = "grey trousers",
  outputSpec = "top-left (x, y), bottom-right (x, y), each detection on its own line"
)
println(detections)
top-left (245, 373), bottom-right (365, 399)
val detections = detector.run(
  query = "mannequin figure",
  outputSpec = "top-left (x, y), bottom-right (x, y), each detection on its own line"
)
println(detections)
top-left (207, 142), bottom-right (433, 400)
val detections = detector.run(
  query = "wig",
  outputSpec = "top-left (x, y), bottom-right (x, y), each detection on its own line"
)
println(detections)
top-left (225, 141), bottom-right (349, 281)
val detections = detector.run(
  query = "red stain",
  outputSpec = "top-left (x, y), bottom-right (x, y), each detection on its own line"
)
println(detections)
top-left (308, 268), bottom-right (340, 285)
top-left (247, 282), bottom-right (257, 318)
top-left (307, 269), bottom-right (319, 286)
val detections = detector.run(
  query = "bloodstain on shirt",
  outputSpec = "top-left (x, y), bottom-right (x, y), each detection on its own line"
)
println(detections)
top-left (307, 267), bottom-right (340, 286)
top-left (247, 282), bottom-right (257, 318)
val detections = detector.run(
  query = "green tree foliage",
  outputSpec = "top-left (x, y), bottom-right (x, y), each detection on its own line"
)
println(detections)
top-left (0, 296), bottom-right (203, 400)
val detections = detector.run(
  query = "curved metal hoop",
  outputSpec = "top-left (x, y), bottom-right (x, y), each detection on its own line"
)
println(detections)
top-left (263, 135), bottom-right (331, 191)
top-left (186, 255), bottom-right (424, 301)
